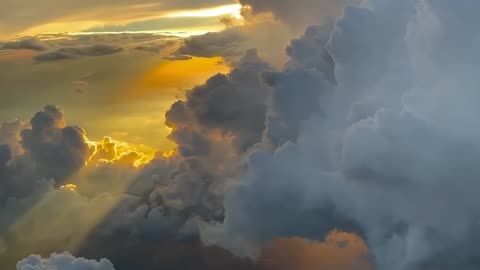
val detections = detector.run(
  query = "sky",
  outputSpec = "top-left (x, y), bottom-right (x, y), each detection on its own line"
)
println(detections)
top-left (0, 0), bottom-right (241, 38)
top-left (0, 0), bottom-right (241, 153)
top-left (2, 1), bottom-right (480, 270)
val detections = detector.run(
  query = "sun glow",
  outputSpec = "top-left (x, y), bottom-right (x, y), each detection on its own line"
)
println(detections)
top-left (60, 184), bottom-right (78, 192)
top-left (121, 56), bottom-right (230, 101)
top-left (87, 136), bottom-right (156, 168)
top-left (166, 4), bottom-right (243, 19)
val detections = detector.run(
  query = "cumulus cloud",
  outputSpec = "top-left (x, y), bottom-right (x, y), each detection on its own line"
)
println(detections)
top-left (0, 104), bottom-right (248, 269)
top-left (166, 49), bottom-right (271, 152)
top-left (0, 119), bottom-right (26, 156)
top-left (20, 105), bottom-right (90, 183)
top-left (192, 1), bottom-right (480, 270)
top-left (16, 252), bottom-right (115, 270)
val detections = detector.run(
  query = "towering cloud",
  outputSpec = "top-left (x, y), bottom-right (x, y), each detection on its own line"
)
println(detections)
top-left (197, 1), bottom-right (480, 270)
top-left (20, 105), bottom-right (90, 184)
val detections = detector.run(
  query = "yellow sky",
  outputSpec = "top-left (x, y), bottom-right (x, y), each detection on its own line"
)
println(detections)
top-left (8, 3), bottom-right (242, 39)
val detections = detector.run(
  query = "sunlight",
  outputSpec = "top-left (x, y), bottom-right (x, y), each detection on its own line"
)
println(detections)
top-left (87, 136), bottom-right (156, 168)
top-left (120, 56), bottom-right (230, 101)
top-left (165, 4), bottom-right (243, 19)
top-left (59, 184), bottom-right (78, 191)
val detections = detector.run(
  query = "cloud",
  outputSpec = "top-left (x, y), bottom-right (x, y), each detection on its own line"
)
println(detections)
top-left (0, 119), bottom-right (26, 156)
top-left (16, 252), bottom-right (115, 270)
top-left (176, 27), bottom-right (249, 62)
top-left (166, 49), bottom-right (271, 152)
top-left (257, 233), bottom-right (371, 270)
top-left (171, 22), bottom-right (293, 67)
top-left (239, 0), bottom-right (353, 28)
top-left (0, 105), bottom-right (248, 269)
top-left (19, 105), bottom-right (90, 183)
top-left (192, 1), bottom-right (480, 270)
top-left (1, 37), bottom-right (49, 51)
top-left (163, 54), bottom-right (193, 61)
top-left (35, 44), bottom-right (123, 62)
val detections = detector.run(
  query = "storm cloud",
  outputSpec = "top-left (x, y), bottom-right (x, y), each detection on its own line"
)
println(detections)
top-left (198, 1), bottom-right (480, 270)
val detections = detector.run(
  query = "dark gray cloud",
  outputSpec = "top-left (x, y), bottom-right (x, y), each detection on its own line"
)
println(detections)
top-left (0, 144), bottom-right (10, 169)
top-left (0, 119), bottom-right (25, 156)
top-left (166, 49), bottom-right (271, 152)
top-left (261, 24), bottom-right (336, 146)
top-left (20, 105), bottom-right (90, 184)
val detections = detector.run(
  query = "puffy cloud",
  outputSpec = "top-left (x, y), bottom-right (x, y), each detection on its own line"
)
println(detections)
top-left (20, 105), bottom-right (90, 184)
top-left (196, 1), bottom-right (480, 270)
top-left (0, 119), bottom-right (26, 156)
top-left (166, 49), bottom-right (271, 152)
top-left (285, 24), bottom-right (336, 81)
top-left (16, 252), bottom-right (114, 270)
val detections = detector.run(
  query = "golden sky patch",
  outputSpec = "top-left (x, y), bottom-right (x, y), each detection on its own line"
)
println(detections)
top-left (120, 56), bottom-right (230, 101)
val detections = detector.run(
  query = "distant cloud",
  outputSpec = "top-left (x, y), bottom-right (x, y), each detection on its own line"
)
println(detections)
top-left (1, 37), bottom-right (49, 51)
top-left (175, 27), bottom-right (248, 63)
top-left (35, 44), bottom-right (123, 62)
top-left (16, 252), bottom-right (115, 270)
top-left (163, 54), bottom-right (193, 61)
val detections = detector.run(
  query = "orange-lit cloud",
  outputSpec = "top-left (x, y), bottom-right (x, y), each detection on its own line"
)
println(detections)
top-left (87, 136), bottom-right (157, 168)
top-left (258, 231), bottom-right (372, 270)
